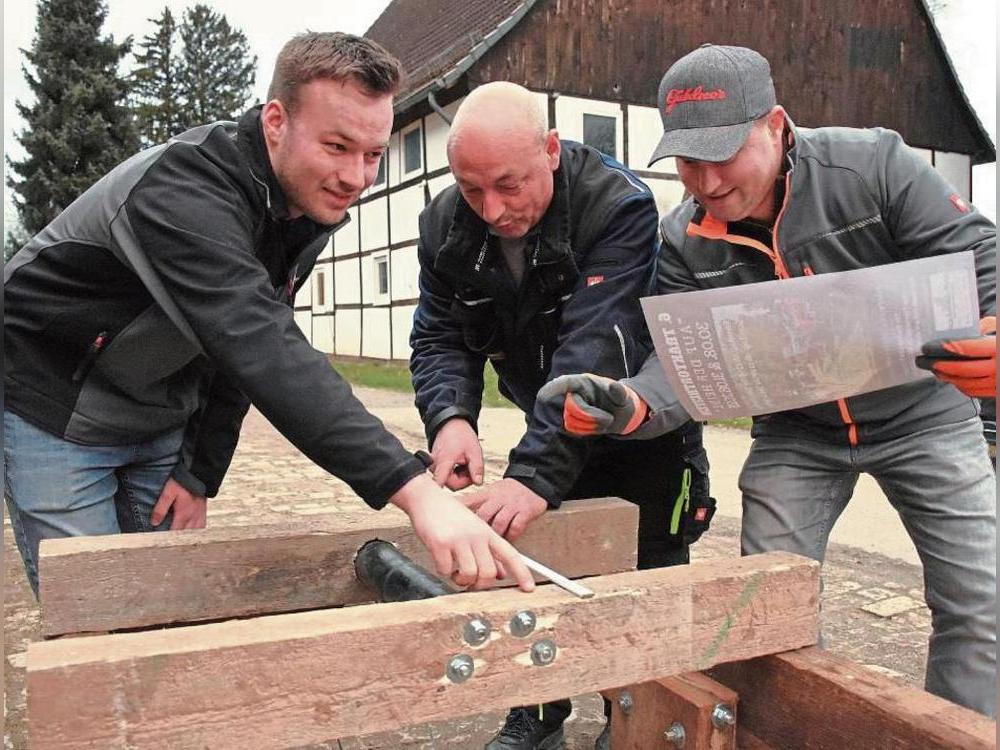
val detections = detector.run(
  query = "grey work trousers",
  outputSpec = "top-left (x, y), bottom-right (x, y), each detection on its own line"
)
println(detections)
top-left (739, 416), bottom-right (997, 717)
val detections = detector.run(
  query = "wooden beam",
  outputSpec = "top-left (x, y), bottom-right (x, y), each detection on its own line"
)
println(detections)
top-left (708, 647), bottom-right (996, 750)
top-left (604, 672), bottom-right (737, 749)
top-left (28, 552), bottom-right (819, 750)
top-left (39, 497), bottom-right (638, 637)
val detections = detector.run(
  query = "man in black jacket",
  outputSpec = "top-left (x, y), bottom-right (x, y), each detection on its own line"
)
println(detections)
top-left (4, 33), bottom-right (535, 598)
top-left (410, 82), bottom-right (713, 750)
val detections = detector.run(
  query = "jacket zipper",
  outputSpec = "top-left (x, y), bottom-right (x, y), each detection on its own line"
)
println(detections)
top-left (72, 331), bottom-right (108, 383)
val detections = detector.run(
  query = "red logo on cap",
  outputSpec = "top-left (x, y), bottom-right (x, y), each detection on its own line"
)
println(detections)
top-left (665, 86), bottom-right (727, 113)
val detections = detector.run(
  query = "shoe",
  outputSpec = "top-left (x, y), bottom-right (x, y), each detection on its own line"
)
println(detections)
top-left (485, 707), bottom-right (566, 749)
top-left (594, 722), bottom-right (610, 750)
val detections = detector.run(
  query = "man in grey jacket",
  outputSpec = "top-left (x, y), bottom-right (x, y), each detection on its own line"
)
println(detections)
top-left (4, 32), bottom-right (534, 598)
top-left (540, 45), bottom-right (996, 716)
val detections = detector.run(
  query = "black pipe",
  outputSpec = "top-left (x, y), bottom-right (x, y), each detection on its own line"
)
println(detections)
top-left (354, 540), bottom-right (453, 602)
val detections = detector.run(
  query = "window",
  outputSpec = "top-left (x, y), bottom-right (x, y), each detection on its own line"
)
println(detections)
top-left (315, 271), bottom-right (326, 306)
top-left (373, 254), bottom-right (389, 301)
top-left (372, 151), bottom-right (386, 187)
top-left (403, 125), bottom-right (422, 174)
top-left (583, 114), bottom-right (617, 160)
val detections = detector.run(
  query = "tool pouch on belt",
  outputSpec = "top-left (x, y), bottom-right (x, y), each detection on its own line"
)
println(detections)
top-left (671, 450), bottom-right (717, 545)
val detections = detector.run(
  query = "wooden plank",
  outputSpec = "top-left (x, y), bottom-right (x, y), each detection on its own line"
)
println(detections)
top-left (709, 647), bottom-right (996, 750)
top-left (604, 672), bottom-right (737, 749)
top-left (28, 552), bottom-right (819, 750)
top-left (39, 497), bottom-right (638, 636)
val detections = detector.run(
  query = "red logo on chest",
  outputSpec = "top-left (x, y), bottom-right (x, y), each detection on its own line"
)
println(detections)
top-left (949, 194), bottom-right (971, 214)
top-left (666, 86), bottom-right (727, 113)
top-left (586, 275), bottom-right (605, 286)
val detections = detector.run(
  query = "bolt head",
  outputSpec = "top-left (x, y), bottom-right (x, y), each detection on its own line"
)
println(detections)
top-left (710, 703), bottom-right (735, 729)
top-left (509, 610), bottom-right (537, 637)
top-left (618, 690), bottom-right (634, 715)
top-left (463, 617), bottom-right (491, 646)
top-left (446, 654), bottom-right (475, 683)
top-left (664, 721), bottom-right (686, 748)
top-left (530, 638), bottom-right (557, 666)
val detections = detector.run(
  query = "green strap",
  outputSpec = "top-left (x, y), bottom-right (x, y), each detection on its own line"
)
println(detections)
top-left (670, 467), bottom-right (692, 535)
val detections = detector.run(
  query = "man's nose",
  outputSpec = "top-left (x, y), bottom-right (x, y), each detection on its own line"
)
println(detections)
top-left (481, 190), bottom-right (506, 224)
top-left (698, 164), bottom-right (724, 195)
top-left (338, 153), bottom-right (366, 192)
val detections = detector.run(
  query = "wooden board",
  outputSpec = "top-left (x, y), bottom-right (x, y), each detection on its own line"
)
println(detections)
top-left (709, 647), bottom-right (996, 750)
top-left (38, 497), bottom-right (638, 636)
top-left (28, 552), bottom-right (819, 749)
top-left (604, 672), bottom-right (737, 749)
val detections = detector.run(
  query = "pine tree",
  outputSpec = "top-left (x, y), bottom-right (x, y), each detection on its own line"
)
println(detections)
top-left (130, 7), bottom-right (183, 147)
top-left (176, 4), bottom-right (257, 130)
top-left (6, 0), bottom-right (138, 236)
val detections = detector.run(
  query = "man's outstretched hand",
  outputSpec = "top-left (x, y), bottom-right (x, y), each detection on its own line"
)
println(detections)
top-left (390, 473), bottom-right (535, 591)
top-left (917, 316), bottom-right (996, 399)
top-left (536, 373), bottom-right (649, 436)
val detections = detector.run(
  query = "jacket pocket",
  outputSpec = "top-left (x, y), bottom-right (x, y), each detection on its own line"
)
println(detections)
top-left (94, 305), bottom-right (202, 397)
top-left (671, 446), bottom-right (717, 545)
top-left (451, 294), bottom-right (505, 359)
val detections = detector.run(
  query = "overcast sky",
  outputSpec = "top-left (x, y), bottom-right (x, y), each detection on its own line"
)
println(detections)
top-left (3, 0), bottom-right (996, 221)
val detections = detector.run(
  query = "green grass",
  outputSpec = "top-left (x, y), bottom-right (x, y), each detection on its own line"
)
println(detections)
top-left (331, 357), bottom-right (752, 429)
top-left (331, 358), bottom-right (514, 408)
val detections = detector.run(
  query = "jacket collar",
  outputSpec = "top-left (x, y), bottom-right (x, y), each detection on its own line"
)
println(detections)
top-left (238, 105), bottom-right (292, 221)
top-left (434, 160), bottom-right (574, 276)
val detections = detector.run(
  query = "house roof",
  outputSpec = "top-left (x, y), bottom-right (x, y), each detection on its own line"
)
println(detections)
top-left (366, 0), bottom-right (994, 164)
top-left (366, 0), bottom-right (531, 111)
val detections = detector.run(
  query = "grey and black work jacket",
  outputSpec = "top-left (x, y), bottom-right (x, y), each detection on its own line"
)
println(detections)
top-left (410, 141), bottom-right (689, 505)
top-left (4, 106), bottom-right (426, 506)
top-left (630, 119), bottom-right (996, 445)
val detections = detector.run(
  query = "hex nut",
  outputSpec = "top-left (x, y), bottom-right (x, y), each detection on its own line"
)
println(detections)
top-left (530, 638), bottom-right (557, 666)
top-left (446, 654), bottom-right (475, 683)
top-left (509, 610), bottom-right (537, 637)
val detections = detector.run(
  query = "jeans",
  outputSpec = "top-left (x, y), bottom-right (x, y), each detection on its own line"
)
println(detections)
top-left (739, 416), bottom-right (997, 717)
top-left (3, 410), bottom-right (183, 597)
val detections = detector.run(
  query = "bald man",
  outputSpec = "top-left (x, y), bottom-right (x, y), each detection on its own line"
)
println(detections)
top-left (409, 82), bottom-right (714, 750)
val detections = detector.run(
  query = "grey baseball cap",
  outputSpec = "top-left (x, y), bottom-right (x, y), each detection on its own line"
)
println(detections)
top-left (648, 44), bottom-right (776, 166)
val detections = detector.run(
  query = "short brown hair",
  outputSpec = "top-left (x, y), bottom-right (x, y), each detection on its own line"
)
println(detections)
top-left (267, 32), bottom-right (404, 110)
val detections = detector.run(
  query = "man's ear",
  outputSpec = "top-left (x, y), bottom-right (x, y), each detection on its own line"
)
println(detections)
top-left (765, 105), bottom-right (786, 138)
top-left (545, 129), bottom-right (561, 171)
top-left (260, 100), bottom-right (289, 147)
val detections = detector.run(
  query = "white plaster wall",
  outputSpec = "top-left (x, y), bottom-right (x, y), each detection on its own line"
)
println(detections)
top-left (334, 207), bottom-right (359, 256)
top-left (389, 184), bottom-right (425, 245)
top-left (360, 197), bottom-right (389, 251)
top-left (392, 304), bottom-right (418, 361)
top-left (335, 309), bottom-right (361, 357)
top-left (293, 310), bottom-right (312, 343)
top-left (425, 98), bottom-right (463, 172)
top-left (318, 235), bottom-right (333, 261)
top-left (934, 151), bottom-right (972, 200)
top-left (334, 258), bottom-right (361, 304)
top-left (554, 95), bottom-right (623, 161)
top-left (312, 314), bottom-right (334, 354)
top-left (427, 172), bottom-right (456, 200)
top-left (627, 105), bottom-right (677, 174)
top-left (362, 307), bottom-right (392, 359)
top-left (391, 245), bottom-right (420, 301)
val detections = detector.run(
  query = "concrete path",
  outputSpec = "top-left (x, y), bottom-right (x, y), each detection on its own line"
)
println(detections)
top-left (374, 399), bottom-right (920, 565)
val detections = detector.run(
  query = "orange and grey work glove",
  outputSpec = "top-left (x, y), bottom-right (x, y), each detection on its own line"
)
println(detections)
top-left (536, 373), bottom-right (649, 436)
top-left (916, 316), bottom-right (997, 399)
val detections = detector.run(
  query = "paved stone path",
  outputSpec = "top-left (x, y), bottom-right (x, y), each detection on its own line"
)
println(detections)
top-left (4, 387), bottom-right (933, 749)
